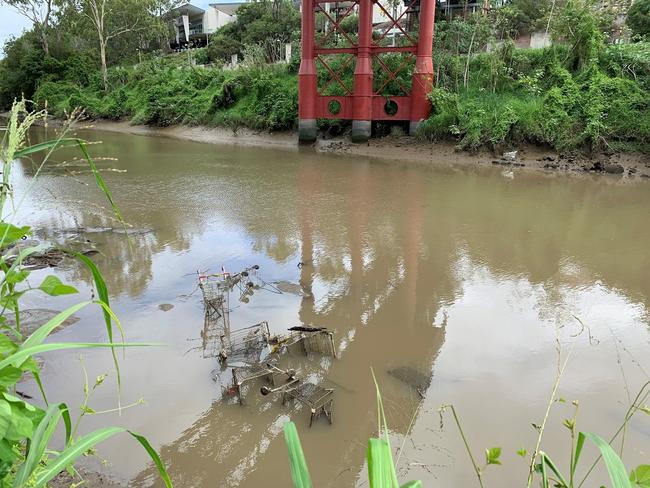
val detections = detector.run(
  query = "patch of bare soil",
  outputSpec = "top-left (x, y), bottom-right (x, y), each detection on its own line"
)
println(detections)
top-left (316, 135), bottom-right (650, 180)
top-left (50, 469), bottom-right (124, 488)
top-left (12, 114), bottom-right (648, 181)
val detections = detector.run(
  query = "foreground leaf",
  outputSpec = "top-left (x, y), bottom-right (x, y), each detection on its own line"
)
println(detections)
top-left (0, 394), bottom-right (45, 441)
top-left (128, 431), bottom-right (173, 488)
top-left (0, 342), bottom-right (159, 371)
top-left (75, 141), bottom-right (126, 229)
top-left (283, 421), bottom-right (312, 488)
top-left (32, 427), bottom-right (173, 488)
top-left (13, 138), bottom-right (81, 158)
top-left (0, 223), bottom-right (30, 249)
top-left (583, 432), bottom-right (632, 488)
top-left (38, 275), bottom-right (78, 296)
top-left (485, 446), bottom-right (502, 465)
top-left (368, 437), bottom-right (398, 488)
top-left (13, 403), bottom-right (70, 487)
top-left (72, 254), bottom-right (124, 387)
top-left (540, 452), bottom-right (569, 488)
top-left (630, 465), bottom-right (650, 488)
top-left (20, 302), bottom-right (91, 353)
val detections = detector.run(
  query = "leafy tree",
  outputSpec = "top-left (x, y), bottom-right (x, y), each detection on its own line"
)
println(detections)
top-left (69, 0), bottom-right (161, 89)
top-left (551, 0), bottom-right (607, 70)
top-left (207, 0), bottom-right (299, 63)
top-left (0, 31), bottom-right (55, 108)
top-left (627, 0), bottom-right (650, 39)
top-left (0, 0), bottom-right (54, 54)
top-left (490, 0), bottom-right (553, 39)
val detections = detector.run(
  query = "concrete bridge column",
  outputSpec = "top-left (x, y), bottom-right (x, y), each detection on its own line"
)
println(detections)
top-left (352, 0), bottom-right (374, 143)
top-left (409, 0), bottom-right (435, 136)
top-left (298, 0), bottom-right (318, 143)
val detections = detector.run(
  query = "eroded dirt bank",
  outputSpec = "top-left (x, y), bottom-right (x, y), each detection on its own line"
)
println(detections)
top-left (7, 114), bottom-right (649, 179)
top-left (86, 120), bottom-right (650, 179)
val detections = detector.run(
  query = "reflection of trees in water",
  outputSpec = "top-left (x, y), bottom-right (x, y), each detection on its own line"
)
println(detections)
top-left (132, 161), bottom-right (461, 488)
top-left (251, 235), bottom-right (298, 264)
top-left (20, 128), bottom-right (650, 485)
top-left (132, 161), bottom-right (650, 487)
top-left (31, 213), bottom-right (158, 298)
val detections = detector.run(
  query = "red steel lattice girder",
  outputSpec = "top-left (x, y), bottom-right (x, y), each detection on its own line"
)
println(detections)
top-left (299, 0), bottom-right (435, 135)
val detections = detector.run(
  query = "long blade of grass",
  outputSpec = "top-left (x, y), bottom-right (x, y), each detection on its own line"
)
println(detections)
top-left (127, 430), bottom-right (173, 488)
top-left (370, 369), bottom-right (399, 488)
top-left (74, 140), bottom-right (126, 229)
top-left (70, 255), bottom-right (112, 338)
top-left (541, 452), bottom-right (549, 488)
top-left (367, 438), bottom-right (396, 488)
top-left (71, 253), bottom-right (124, 391)
top-left (283, 421), bottom-right (312, 488)
top-left (399, 482), bottom-right (422, 488)
top-left (572, 432), bottom-right (586, 475)
top-left (540, 452), bottom-right (569, 487)
top-left (13, 403), bottom-right (69, 487)
top-left (32, 427), bottom-right (173, 488)
top-left (0, 343), bottom-right (160, 370)
top-left (21, 302), bottom-right (91, 351)
top-left (583, 432), bottom-right (632, 488)
top-left (13, 139), bottom-right (82, 158)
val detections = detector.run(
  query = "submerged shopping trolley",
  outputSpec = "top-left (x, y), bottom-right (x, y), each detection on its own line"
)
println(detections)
top-left (269, 327), bottom-right (337, 359)
top-left (231, 361), bottom-right (297, 405)
top-left (221, 321), bottom-right (271, 364)
top-left (281, 381), bottom-right (334, 427)
top-left (197, 266), bottom-right (262, 360)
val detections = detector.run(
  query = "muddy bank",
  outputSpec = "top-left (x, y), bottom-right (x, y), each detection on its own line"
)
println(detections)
top-left (82, 120), bottom-right (649, 180)
top-left (4, 113), bottom-right (648, 178)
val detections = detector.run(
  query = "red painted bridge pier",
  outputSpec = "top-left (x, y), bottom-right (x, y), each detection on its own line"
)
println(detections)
top-left (298, 0), bottom-right (436, 143)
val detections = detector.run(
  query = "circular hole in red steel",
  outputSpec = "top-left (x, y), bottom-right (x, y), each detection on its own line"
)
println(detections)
top-left (328, 99), bottom-right (342, 116)
top-left (384, 99), bottom-right (398, 116)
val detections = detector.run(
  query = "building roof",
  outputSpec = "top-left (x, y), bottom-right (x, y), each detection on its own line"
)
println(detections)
top-left (167, 3), bottom-right (205, 17)
top-left (210, 2), bottom-right (247, 16)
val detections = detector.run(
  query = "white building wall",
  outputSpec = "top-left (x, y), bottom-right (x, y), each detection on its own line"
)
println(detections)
top-left (204, 6), bottom-right (236, 33)
top-left (530, 31), bottom-right (551, 49)
top-left (373, 0), bottom-right (406, 25)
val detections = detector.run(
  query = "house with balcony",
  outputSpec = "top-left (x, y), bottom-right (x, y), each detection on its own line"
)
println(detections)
top-left (168, 2), bottom-right (250, 48)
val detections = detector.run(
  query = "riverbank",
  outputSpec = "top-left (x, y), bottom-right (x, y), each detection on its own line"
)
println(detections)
top-left (82, 119), bottom-right (650, 180)
top-left (5, 112), bottom-right (648, 178)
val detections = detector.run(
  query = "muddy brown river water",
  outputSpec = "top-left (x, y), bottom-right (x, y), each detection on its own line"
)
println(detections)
top-left (13, 127), bottom-right (650, 487)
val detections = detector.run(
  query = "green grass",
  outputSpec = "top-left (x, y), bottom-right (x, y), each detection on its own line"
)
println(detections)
top-left (30, 43), bottom-right (650, 154)
top-left (33, 60), bottom-right (298, 132)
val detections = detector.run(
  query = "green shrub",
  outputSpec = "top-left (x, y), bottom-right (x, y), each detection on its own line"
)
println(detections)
top-left (627, 0), bottom-right (650, 39)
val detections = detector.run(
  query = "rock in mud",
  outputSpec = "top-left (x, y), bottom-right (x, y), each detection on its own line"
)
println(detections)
top-left (590, 161), bottom-right (604, 172)
top-left (603, 163), bottom-right (624, 175)
top-left (274, 281), bottom-right (312, 297)
top-left (388, 366), bottom-right (432, 398)
top-left (5, 237), bottom-right (98, 270)
top-left (55, 226), bottom-right (153, 236)
top-left (158, 303), bottom-right (174, 312)
top-left (5, 309), bottom-right (80, 338)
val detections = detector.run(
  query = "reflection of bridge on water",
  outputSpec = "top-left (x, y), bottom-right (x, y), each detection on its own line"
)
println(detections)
top-left (133, 161), bottom-right (460, 488)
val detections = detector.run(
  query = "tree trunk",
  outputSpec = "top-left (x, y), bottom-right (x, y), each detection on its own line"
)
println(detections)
top-left (40, 27), bottom-right (50, 56)
top-left (100, 41), bottom-right (108, 90)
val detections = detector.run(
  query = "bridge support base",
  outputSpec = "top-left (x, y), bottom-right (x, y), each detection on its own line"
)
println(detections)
top-left (351, 120), bottom-right (371, 143)
top-left (409, 121), bottom-right (421, 137)
top-left (299, 119), bottom-right (317, 143)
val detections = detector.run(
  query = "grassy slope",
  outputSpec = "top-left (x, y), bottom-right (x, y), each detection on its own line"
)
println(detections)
top-left (33, 43), bottom-right (650, 154)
